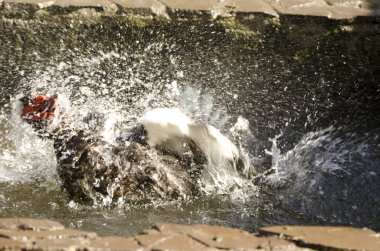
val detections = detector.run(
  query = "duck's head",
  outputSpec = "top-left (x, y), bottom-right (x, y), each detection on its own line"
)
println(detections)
top-left (20, 94), bottom-right (59, 128)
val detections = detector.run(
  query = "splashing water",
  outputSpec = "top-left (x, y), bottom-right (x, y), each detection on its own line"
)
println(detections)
top-left (0, 14), bottom-right (379, 234)
top-left (1, 48), bottom-right (378, 221)
top-left (0, 49), bottom-right (254, 204)
top-left (265, 126), bottom-right (379, 188)
top-left (248, 125), bottom-right (380, 229)
top-left (0, 98), bottom-right (57, 184)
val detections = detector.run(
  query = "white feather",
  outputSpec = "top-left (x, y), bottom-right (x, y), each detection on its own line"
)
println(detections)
top-left (189, 124), bottom-right (239, 166)
top-left (142, 108), bottom-right (191, 155)
top-left (142, 108), bottom-right (242, 168)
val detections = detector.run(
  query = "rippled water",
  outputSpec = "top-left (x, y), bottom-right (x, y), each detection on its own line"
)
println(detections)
top-left (0, 10), bottom-right (379, 235)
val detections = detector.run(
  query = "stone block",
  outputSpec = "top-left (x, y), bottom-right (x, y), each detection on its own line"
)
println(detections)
top-left (185, 225), bottom-right (264, 250)
top-left (53, 0), bottom-right (108, 7)
top-left (325, 0), bottom-right (363, 7)
top-left (89, 236), bottom-right (140, 251)
top-left (327, 5), bottom-right (372, 19)
top-left (0, 237), bottom-right (29, 250)
top-left (0, 218), bottom-right (379, 251)
top-left (161, 0), bottom-right (217, 11)
top-left (260, 236), bottom-right (300, 250)
top-left (0, 229), bottom-right (97, 241)
top-left (3, 0), bottom-right (43, 4)
top-left (135, 233), bottom-right (169, 247)
top-left (111, 0), bottom-right (156, 9)
top-left (2, 0), bottom-right (377, 18)
top-left (260, 226), bottom-right (380, 251)
top-left (277, 0), bottom-right (327, 8)
top-left (152, 235), bottom-right (208, 250)
top-left (33, 238), bottom-right (92, 251)
top-left (0, 218), bottom-right (65, 231)
top-left (226, 0), bottom-right (278, 16)
top-left (163, 0), bottom-right (278, 17)
top-left (156, 223), bottom-right (286, 250)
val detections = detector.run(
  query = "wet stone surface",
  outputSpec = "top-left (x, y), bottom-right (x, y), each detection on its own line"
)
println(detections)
top-left (0, 218), bottom-right (379, 250)
top-left (0, 218), bottom-right (65, 231)
top-left (260, 226), bottom-right (380, 251)
top-left (0, 0), bottom-right (380, 243)
top-left (2, 0), bottom-right (379, 19)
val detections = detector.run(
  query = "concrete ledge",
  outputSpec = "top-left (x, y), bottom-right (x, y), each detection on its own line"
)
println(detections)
top-left (2, 0), bottom-right (378, 19)
top-left (0, 218), bottom-right (379, 250)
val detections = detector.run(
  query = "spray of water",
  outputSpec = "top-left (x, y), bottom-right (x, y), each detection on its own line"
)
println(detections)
top-left (0, 97), bottom-right (57, 185)
top-left (0, 48), bottom-right (255, 205)
top-left (265, 126), bottom-right (379, 187)
top-left (2, 43), bottom-right (377, 230)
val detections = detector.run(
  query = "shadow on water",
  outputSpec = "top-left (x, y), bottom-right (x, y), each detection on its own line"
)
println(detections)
top-left (0, 4), bottom-right (379, 235)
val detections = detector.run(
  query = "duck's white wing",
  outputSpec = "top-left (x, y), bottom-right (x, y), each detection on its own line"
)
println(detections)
top-left (142, 108), bottom-right (249, 174)
top-left (142, 108), bottom-right (192, 155)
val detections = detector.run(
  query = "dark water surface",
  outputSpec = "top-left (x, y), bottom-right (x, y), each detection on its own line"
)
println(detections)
top-left (0, 7), bottom-right (379, 235)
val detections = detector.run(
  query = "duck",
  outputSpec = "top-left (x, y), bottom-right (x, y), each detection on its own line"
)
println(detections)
top-left (20, 94), bottom-right (249, 205)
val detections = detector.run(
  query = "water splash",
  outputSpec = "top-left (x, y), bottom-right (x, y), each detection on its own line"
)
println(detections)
top-left (0, 48), bottom-right (254, 203)
top-left (179, 86), bottom-right (230, 129)
top-left (250, 125), bottom-right (380, 228)
top-left (0, 97), bottom-right (57, 185)
top-left (265, 126), bottom-right (379, 187)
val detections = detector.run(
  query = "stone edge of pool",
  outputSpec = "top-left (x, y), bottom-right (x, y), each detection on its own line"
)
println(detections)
top-left (1, 0), bottom-right (380, 20)
top-left (1, 1), bottom-right (380, 251)
top-left (0, 218), bottom-right (379, 250)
